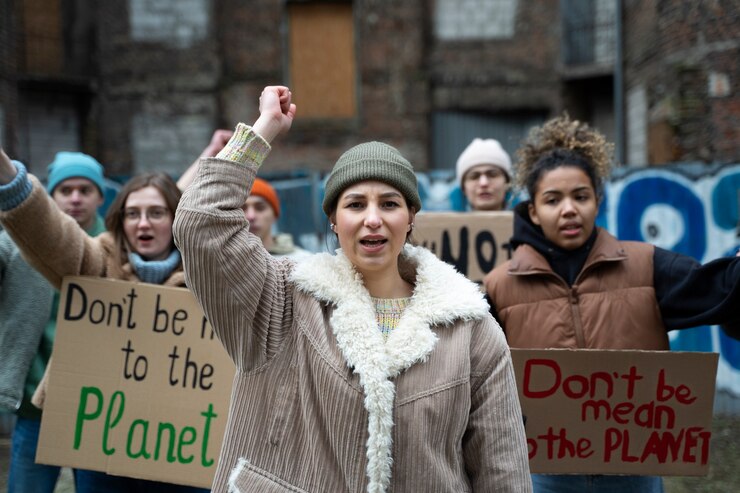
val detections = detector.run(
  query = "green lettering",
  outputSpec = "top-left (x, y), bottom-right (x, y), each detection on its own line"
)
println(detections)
top-left (177, 427), bottom-right (197, 464)
top-left (200, 404), bottom-right (217, 467)
top-left (74, 387), bottom-right (103, 450)
top-left (127, 419), bottom-right (151, 459)
top-left (103, 391), bottom-right (125, 455)
top-left (155, 422), bottom-right (177, 463)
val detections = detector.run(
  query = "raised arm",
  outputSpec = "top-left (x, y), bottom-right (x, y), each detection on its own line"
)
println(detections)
top-left (0, 149), bottom-right (16, 183)
top-left (173, 86), bottom-right (297, 371)
top-left (253, 86), bottom-right (296, 144)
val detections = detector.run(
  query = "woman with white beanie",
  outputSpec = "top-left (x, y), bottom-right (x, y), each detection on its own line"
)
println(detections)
top-left (456, 138), bottom-right (513, 211)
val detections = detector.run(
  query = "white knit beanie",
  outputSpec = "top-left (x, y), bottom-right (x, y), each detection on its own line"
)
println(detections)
top-left (455, 138), bottom-right (512, 185)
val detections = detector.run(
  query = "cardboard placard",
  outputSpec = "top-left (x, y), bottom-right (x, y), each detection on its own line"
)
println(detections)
top-left (36, 277), bottom-right (235, 488)
top-left (413, 211), bottom-right (513, 282)
top-left (511, 349), bottom-right (718, 476)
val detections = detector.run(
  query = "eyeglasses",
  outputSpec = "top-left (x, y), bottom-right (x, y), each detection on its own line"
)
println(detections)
top-left (465, 169), bottom-right (505, 181)
top-left (123, 207), bottom-right (171, 223)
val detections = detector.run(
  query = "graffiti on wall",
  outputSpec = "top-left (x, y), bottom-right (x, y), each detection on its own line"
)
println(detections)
top-left (603, 164), bottom-right (740, 397)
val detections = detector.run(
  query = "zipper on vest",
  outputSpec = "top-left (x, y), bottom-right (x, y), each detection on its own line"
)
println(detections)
top-left (568, 288), bottom-right (587, 348)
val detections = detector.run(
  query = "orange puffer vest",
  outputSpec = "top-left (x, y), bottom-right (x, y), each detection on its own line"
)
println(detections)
top-left (484, 228), bottom-right (669, 350)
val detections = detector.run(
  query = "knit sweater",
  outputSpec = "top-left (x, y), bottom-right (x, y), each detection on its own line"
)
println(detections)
top-left (0, 230), bottom-right (54, 412)
top-left (173, 124), bottom-right (532, 493)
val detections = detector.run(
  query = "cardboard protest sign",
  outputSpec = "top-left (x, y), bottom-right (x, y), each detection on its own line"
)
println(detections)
top-left (413, 211), bottom-right (513, 282)
top-left (510, 349), bottom-right (718, 476)
top-left (36, 277), bottom-right (235, 488)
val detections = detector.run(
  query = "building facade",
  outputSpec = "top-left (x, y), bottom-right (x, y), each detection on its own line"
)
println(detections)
top-left (0, 0), bottom-right (737, 178)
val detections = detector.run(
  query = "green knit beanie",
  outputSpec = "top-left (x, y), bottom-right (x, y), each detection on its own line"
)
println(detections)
top-left (322, 141), bottom-right (422, 215)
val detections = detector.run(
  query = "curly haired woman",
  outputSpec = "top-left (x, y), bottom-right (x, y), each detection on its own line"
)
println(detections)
top-left (484, 114), bottom-right (740, 493)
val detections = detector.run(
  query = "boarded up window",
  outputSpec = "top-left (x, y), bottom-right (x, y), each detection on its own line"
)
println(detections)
top-left (23, 0), bottom-right (63, 74)
top-left (288, 2), bottom-right (356, 119)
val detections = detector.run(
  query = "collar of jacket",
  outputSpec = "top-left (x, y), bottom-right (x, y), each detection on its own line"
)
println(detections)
top-left (509, 227), bottom-right (629, 277)
top-left (267, 232), bottom-right (298, 255)
top-left (291, 243), bottom-right (488, 493)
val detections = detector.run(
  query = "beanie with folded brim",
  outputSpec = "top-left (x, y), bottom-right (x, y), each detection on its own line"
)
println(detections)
top-left (322, 141), bottom-right (422, 216)
top-left (456, 138), bottom-right (512, 185)
top-left (251, 177), bottom-right (281, 217)
top-left (46, 152), bottom-right (106, 195)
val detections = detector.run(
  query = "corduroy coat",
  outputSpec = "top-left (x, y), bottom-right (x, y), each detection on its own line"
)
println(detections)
top-left (173, 125), bottom-right (532, 493)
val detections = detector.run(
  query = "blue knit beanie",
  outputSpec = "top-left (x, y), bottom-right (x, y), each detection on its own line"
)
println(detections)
top-left (46, 152), bottom-right (106, 195)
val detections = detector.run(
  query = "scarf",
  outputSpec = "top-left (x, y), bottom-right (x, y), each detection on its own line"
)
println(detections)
top-left (127, 249), bottom-right (181, 285)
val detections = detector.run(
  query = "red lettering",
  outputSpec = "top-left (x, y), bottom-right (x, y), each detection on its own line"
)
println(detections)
top-left (604, 428), bottom-right (622, 462)
top-left (611, 402), bottom-right (634, 425)
top-left (633, 402), bottom-right (675, 429)
top-left (582, 400), bottom-right (611, 422)
top-left (563, 374), bottom-right (589, 399)
top-left (577, 437), bottom-right (594, 458)
top-left (620, 430), bottom-right (639, 462)
top-left (620, 366), bottom-right (643, 399)
top-left (675, 384), bottom-right (696, 405)
top-left (657, 369), bottom-right (695, 404)
top-left (640, 429), bottom-right (685, 463)
top-left (682, 427), bottom-right (711, 464)
top-left (656, 370), bottom-right (673, 401)
top-left (534, 427), bottom-right (592, 460)
top-left (582, 400), bottom-right (675, 429)
top-left (697, 429), bottom-right (711, 465)
top-left (527, 438), bottom-right (537, 460)
top-left (639, 427), bottom-right (710, 465)
top-left (590, 371), bottom-right (614, 398)
top-left (523, 359), bottom-right (561, 398)
top-left (604, 428), bottom-right (638, 463)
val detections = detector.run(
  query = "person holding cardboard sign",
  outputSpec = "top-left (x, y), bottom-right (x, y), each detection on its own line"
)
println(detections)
top-left (483, 115), bottom-right (740, 493)
top-left (0, 155), bottom-right (210, 492)
top-left (173, 85), bottom-right (532, 493)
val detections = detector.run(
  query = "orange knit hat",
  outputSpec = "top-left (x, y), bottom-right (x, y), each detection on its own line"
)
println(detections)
top-left (251, 178), bottom-right (281, 217)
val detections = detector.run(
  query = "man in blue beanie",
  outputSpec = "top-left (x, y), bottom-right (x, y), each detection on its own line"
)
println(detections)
top-left (0, 150), bottom-right (107, 493)
top-left (45, 151), bottom-right (106, 231)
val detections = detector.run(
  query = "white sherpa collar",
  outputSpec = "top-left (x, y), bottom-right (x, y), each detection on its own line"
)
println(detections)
top-left (290, 244), bottom-right (488, 493)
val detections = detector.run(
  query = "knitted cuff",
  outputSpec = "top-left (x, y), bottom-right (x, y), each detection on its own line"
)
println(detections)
top-left (0, 161), bottom-right (34, 211)
top-left (216, 123), bottom-right (272, 168)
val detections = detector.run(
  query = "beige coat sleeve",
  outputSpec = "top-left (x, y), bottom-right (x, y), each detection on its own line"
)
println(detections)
top-left (0, 175), bottom-right (107, 289)
top-left (173, 125), bottom-right (295, 371)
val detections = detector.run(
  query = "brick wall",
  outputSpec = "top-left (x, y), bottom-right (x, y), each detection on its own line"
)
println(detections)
top-left (429, 0), bottom-right (560, 112)
top-left (6, 0), bottom-right (736, 174)
top-left (0, 0), bottom-right (18, 154)
top-left (624, 0), bottom-right (740, 164)
top-left (95, 0), bottom-right (219, 175)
